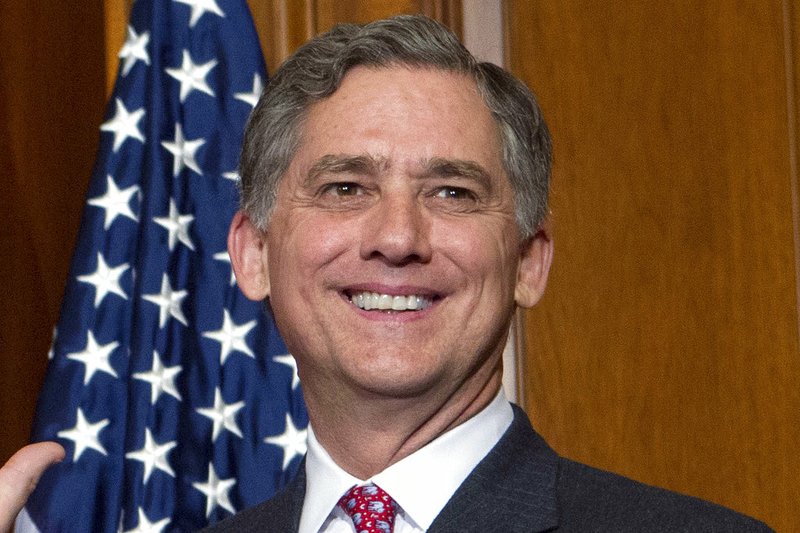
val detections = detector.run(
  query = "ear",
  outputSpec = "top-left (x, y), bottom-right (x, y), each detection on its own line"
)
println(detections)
top-left (514, 219), bottom-right (553, 308)
top-left (228, 211), bottom-right (271, 301)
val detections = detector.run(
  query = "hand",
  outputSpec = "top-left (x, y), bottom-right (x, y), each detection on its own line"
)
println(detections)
top-left (0, 442), bottom-right (65, 533)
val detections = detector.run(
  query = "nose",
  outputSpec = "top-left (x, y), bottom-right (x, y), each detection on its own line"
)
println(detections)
top-left (359, 191), bottom-right (432, 265)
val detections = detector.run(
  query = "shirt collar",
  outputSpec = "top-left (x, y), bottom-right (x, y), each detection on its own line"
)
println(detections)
top-left (299, 390), bottom-right (514, 532)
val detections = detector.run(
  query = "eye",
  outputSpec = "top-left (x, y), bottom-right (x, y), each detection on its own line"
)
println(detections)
top-left (434, 186), bottom-right (476, 201)
top-left (323, 182), bottom-right (363, 196)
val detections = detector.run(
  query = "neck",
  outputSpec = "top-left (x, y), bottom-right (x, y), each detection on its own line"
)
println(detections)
top-left (304, 362), bottom-right (503, 480)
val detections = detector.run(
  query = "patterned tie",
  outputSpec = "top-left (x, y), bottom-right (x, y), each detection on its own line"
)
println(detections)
top-left (338, 483), bottom-right (398, 533)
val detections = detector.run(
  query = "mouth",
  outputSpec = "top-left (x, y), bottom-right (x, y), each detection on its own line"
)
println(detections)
top-left (345, 290), bottom-right (435, 311)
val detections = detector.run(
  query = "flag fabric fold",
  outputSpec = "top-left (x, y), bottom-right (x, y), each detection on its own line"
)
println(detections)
top-left (21, 1), bottom-right (307, 530)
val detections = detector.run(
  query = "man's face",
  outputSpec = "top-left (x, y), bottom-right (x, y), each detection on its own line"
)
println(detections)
top-left (235, 66), bottom-right (550, 406)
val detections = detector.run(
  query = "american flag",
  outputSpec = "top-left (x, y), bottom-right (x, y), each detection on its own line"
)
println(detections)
top-left (20, 0), bottom-right (307, 530)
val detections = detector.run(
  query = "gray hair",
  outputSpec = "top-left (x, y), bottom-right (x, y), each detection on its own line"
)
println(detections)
top-left (239, 14), bottom-right (551, 238)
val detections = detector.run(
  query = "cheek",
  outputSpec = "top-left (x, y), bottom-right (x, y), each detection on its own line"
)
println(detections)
top-left (270, 215), bottom-right (353, 285)
top-left (436, 220), bottom-right (520, 285)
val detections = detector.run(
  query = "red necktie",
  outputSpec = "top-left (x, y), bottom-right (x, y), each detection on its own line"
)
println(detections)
top-left (338, 483), bottom-right (397, 533)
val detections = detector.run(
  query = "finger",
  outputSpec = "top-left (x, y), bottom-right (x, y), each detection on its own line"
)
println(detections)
top-left (0, 442), bottom-right (65, 532)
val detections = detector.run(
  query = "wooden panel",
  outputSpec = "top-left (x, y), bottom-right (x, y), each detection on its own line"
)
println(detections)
top-left (313, 0), bottom-right (461, 34)
top-left (0, 2), bottom-right (106, 462)
top-left (508, 1), bottom-right (799, 530)
top-left (248, 0), bottom-right (461, 74)
top-left (249, 0), bottom-right (315, 76)
top-left (104, 0), bottom-right (131, 95)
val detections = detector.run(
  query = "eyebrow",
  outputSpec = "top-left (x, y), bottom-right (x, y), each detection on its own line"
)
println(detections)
top-left (305, 154), bottom-right (389, 186)
top-left (304, 154), bottom-right (494, 189)
top-left (422, 157), bottom-right (494, 189)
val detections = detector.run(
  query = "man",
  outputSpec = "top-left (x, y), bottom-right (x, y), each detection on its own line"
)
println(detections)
top-left (207, 14), bottom-right (771, 533)
top-left (0, 14), bottom-right (770, 533)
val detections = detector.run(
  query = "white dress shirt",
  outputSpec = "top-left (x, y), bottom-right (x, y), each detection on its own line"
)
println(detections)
top-left (298, 391), bottom-right (514, 533)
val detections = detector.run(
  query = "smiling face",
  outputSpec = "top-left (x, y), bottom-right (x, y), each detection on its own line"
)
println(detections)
top-left (231, 66), bottom-right (551, 412)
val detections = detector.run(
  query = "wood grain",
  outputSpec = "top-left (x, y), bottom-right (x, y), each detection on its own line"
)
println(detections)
top-left (0, 1), bottom-right (106, 462)
top-left (508, 1), bottom-right (799, 529)
top-left (249, 0), bottom-right (461, 72)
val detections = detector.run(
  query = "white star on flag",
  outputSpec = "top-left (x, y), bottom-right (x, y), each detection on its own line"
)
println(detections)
top-left (125, 428), bottom-right (177, 484)
top-left (202, 309), bottom-right (256, 364)
top-left (221, 170), bottom-right (239, 182)
top-left (66, 330), bottom-right (119, 385)
top-left (196, 387), bottom-right (245, 441)
top-left (142, 274), bottom-right (189, 328)
top-left (153, 199), bottom-right (195, 251)
top-left (133, 350), bottom-right (182, 404)
top-left (88, 174), bottom-right (140, 229)
top-left (174, 0), bottom-right (225, 28)
top-left (234, 73), bottom-right (264, 108)
top-left (119, 25), bottom-right (151, 76)
top-left (192, 463), bottom-right (236, 518)
top-left (213, 250), bottom-right (236, 286)
top-left (273, 354), bottom-right (300, 389)
top-left (264, 414), bottom-right (307, 470)
top-left (77, 252), bottom-right (129, 308)
top-left (165, 50), bottom-right (217, 102)
top-left (161, 123), bottom-right (205, 177)
top-left (124, 508), bottom-right (170, 533)
top-left (57, 408), bottom-right (110, 462)
top-left (100, 98), bottom-right (145, 152)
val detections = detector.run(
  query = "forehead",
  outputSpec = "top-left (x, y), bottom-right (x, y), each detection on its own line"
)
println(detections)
top-left (291, 65), bottom-right (504, 174)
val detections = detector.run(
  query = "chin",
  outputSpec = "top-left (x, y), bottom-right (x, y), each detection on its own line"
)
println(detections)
top-left (343, 359), bottom-right (447, 400)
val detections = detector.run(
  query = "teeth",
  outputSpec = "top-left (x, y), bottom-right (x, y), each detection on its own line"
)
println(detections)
top-left (349, 291), bottom-right (432, 311)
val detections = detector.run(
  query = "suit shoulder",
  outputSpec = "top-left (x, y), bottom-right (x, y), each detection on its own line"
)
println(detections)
top-left (556, 458), bottom-right (773, 532)
top-left (199, 499), bottom-right (285, 533)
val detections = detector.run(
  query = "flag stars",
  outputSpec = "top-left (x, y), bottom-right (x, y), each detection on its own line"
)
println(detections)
top-left (133, 351), bottom-right (182, 405)
top-left (273, 354), bottom-right (301, 389)
top-left (66, 330), bottom-right (119, 385)
top-left (153, 199), bottom-right (195, 251)
top-left (100, 98), bottom-right (145, 152)
top-left (125, 428), bottom-right (176, 484)
top-left (58, 408), bottom-right (109, 462)
top-left (234, 73), bottom-right (264, 108)
top-left (77, 252), bottom-right (129, 308)
top-left (165, 50), bottom-right (217, 102)
top-left (193, 463), bottom-right (236, 518)
top-left (174, 0), bottom-right (225, 28)
top-left (264, 414), bottom-right (307, 470)
top-left (142, 274), bottom-right (189, 328)
top-left (202, 309), bottom-right (256, 364)
top-left (88, 174), bottom-right (140, 229)
top-left (119, 25), bottom-right (150, 76)
top-left (124, 508), bottom-right (170, 533)
top-left (196, 387), bottom-right (245, 441)
top-left (161, 123), bottom-right (205, 177)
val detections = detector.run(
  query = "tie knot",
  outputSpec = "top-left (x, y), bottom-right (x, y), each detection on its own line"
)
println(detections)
top-left (337, 483), bottom-right (397, 533)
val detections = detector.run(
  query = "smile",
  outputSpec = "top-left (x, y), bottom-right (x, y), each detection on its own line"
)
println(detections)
top-left (348, 291), bottom-right (433, 311)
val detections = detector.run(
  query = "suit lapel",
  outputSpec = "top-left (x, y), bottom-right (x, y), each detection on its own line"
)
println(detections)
top-left (267, 459), bottom-right (306, 532)
top-left (427, 405), bottom-right (560, 533)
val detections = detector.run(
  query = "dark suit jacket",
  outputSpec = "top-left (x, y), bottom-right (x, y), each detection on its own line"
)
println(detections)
top-left (203, 405), bottom-right (772, 532)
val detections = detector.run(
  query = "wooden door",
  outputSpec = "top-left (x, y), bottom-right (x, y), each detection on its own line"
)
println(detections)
top-left (509, 2), bottom-right (799, 529)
